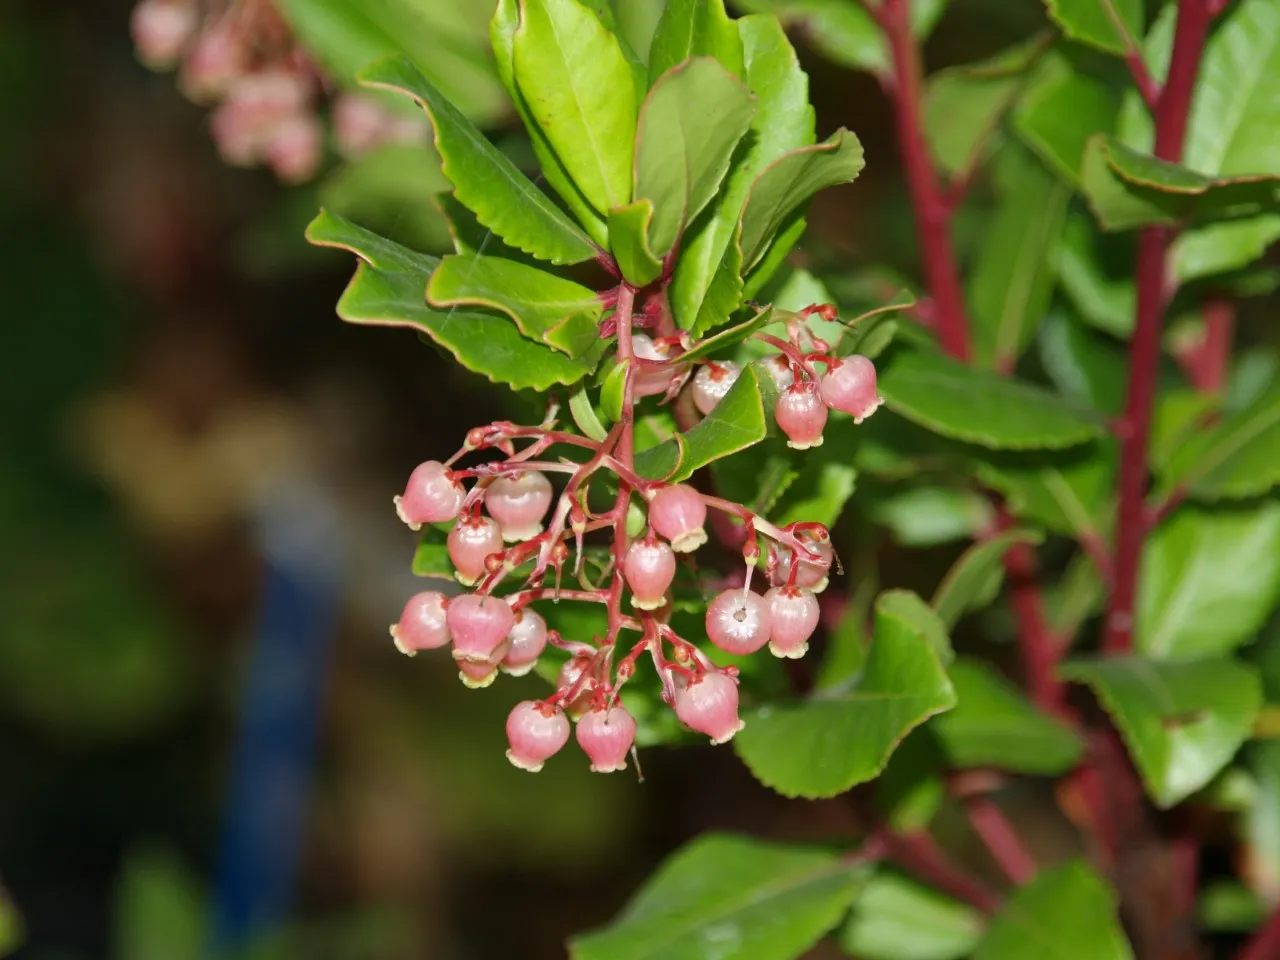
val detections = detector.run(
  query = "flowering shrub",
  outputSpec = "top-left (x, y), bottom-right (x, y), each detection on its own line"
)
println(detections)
top-left (140, 0), bottom-right (1280, 955)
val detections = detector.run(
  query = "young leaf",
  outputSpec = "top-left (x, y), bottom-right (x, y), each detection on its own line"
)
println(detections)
top-left (841, 872), bottom-right (985, 960)
top-left (877, 349), bottom-right (1104, 450)
top-left (491, 0), bottom-right (608, 244)
top-left (608, 200), bottom-right (664, 288)
top-left (514, 0), bottom-right (638, 214)
top-left (1171, 216), bottom-right (1280, 286)
top-left (932, 529), bottom-right (1044, 629)
top-left (1060, 655), bottom-right (1262, 808)
top-left (647, 0), bottom-right (744, 82)
top-left (1136, 502), bottom-right (1280, 660)
top-left (426, 254), bottom-right (603, 356)
top-left (568, 834), bottom-right (868, 960)
top-left (306, 210), bottom-right (600, 389)
top-left (569, 384), bottom-right (609, 442)
top-left (969, 147), bottom-right (1072, 370)
top-left (738, 129), bottom-right (866, 271)
top-left (933, 658), bottom-right (1083, 775)
top-left (634, 367), bottom-right (768, 480)
top-left (1042, 0), bottom-right (1144, 59)
top-left (634, 58), bottom-right (756, 256)
top-left (974, 862), bottom-right (1132, 959)
top-left (671, 15), bottom-right (814, 333)
top-left (733, 591), bottom-right (957, 799)
top-left (358, 57), bottom-right (597, 265)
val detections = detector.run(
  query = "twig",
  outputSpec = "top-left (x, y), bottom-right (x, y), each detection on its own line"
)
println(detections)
top-left (880, 829), bottom-right (1002, 914)
top-left (963, 795), bottom-right (1038, 886)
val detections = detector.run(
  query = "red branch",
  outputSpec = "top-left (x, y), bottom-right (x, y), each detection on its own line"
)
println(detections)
top-left (1238, 906), bottom-right (1280, 960)
top-left (881, 830), bottom-right (1002, 914)
top-left (1103, 0), bottom-right (1217, 655)
top-left (963, 796), bottom-right (1038, 886)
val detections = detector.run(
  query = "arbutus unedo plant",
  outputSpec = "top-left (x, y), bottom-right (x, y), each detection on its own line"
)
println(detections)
top-left (275, 0), bottom-right (1280, 957)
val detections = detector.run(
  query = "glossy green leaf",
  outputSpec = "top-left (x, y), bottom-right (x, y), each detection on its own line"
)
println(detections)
top-left (1171, 216), bottom-right (1280, 286)
top-left (569, 383), bottom-right (609, 442)
top-left (842, 872), bottom-right (984, 960)
top-left (1137, 502), bottom-right (1280, 660)
top-left (969, 147), bottom-right (1072, 370)
top-left (608, 200), bottom-right (664, 287)
top-left (1150, 389), bottom-right (1218, 474)
top-left (306, 210), bottom-right (599, 389)
top-left (514, 0), bottom-right (637, 214)
top-left (412, 537), bottom-right (454, 579)
top-left (877, 589), bottom-right (954, 665)
top-left (678, 305), bottom-right (775, 365)
top-left (739, 129), bottom-right (865, 270)
top-left (671, 15), bottom-right (814, 333)
top-left (1042, 0), bottom-right (1143, 57)
top-left (1056, 213), bottom-right (1135, 337)
top-left (569, 834), bottom-right (867, 960)
top-left (1061, 655), bottom-right (1262, 807)
top-left (971, 443), bottom-right (1114, 540)
top-left (491, 0), bottom-right (608, 244)
top-left (277, 0), bottom-right (508, 123)
top-left (974, 862), bottom-right (1131, 960)
top-left (358, 57), bottom-right (597, 265)
top-left (877, 349), bottom-right (1104, 450)
top-left (867, 487), bottom-right (993, 548)
top-left (1038, 311), bottom-right (1128, 416)
top-left (648, 0), bottom-right (744, 81)
top-left (873, 731), bottom-right (946, 832)
top-left (635, 365), bottom-right (768, 480)
top-left (1156, 383), bottom-right (1280, 502)
top-left (601, 359), bottom-right (630, 425)
top-left (934, 658), bottom-right (1083, 775)
top-left (1014, 60), bottom-right (1120, 186)
top-left (770, 461), bottom-right (857, 529)
top-left (634, 58), bottom-right (756, 256)
top-left (932, 529), bottom-right (1043, 629)
top-left (733, 591), bottom-right (957, 799)
top-left (426, 253), bottom-right (602, 356)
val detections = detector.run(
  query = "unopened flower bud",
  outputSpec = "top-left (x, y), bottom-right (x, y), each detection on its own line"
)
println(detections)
top-left (575, 703), bottom-right (637, 773)
top-left (674, 672), bottom-right (744, 744)
top-left (389, 591), bottom-right (450, 655)
top-left (820, 355), bottom-right (881, 422)
top-left (648, 484), bottom-right (708, 553)
top-left (764, 586), bottom-right (819, 659)
top-left (775, 382), bottom-right (827, 449)
top-left (623, 535), bottom-right (677, 610)
top-left (706, 589), bottom-right (771, 655)
top-left (506, 701), bottom-right (569, 772)
top-left (485, 471), bottom-right (553, 543)
top-left (394, 460), bottom-right (463, 529)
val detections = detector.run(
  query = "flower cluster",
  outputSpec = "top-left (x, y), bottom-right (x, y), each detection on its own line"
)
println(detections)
top-left (387, 302), bottom-right (881, 775)
top-left (130, 0), bottom-right (425, 182)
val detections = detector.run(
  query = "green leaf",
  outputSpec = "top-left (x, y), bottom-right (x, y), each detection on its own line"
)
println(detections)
top-left (1042, 0), bottom-right (1143, 58)
top-left (873, 730), bottom-right (946, 832)
top-left (647, 0), bottom-right (744, 82)
top-left (306, 210), bottom-right (600, 389)
top-left (971, 444), bottom-right (1114, 540)
top-left (1038, 310), bottom-right (1128, 416)
top-left (1056, 213), bottom-right (1135, 337)
top-left (1199, 880), bottom-right (1268, 932)
top-left (739, 129), bottom-right (865, 271)
top-left (1045, 550), bottom-right (1105, 641)
top-left (634, 58), bottom-right (756, 256)
top-left (1061, 655), bottom-right (1262, 807)
top-left (113, 846), bottom-right (206, 960)
top-left (1246, 742), bottom-right (1280, 903)
top-left (635, 365), bottom-right (769, 480)
top-left (671, 14), bottom-right (814, 333)
top-left (1136, 502), bottom-right (1280, 660)
top-left (877, 348), bottom-right (1104, 450)
top-left (974, 861), bottom-right (1132, 960)
top-left (877, 589), bottom-right (954, 665)
top-left (842, 872), bottom-right (984, 960)
top-left (411, 537), bottom-right (454, 580)
top-left (1081, 135), bottom-right (1280, 232)
top-left (569, 833), bottom-right (867, 960)
top-left (934, 658), bottom-right (1083, 775)
top-left (570, 383), bottom-right (610, 442)
top-left (1013, 56), bottom-right (1120, 186)
top-left (601, 358), bottom-right (630, 425)
top-left (867, 487), bottom-right (994, 548)
top-left (320, 144), bottom-right (453, 254)
top-left (772, 461), bottom-right (858, 530)
top-left (1171, 215), bottom-right (1280, 286)
top-left (1156, 383), bottom-right (1280, 502)
top-left (924, 36), bottom-right (1047, 177)
top-left (969, 147), bottom-right (1072, 370)
top-left (491, 0), bottom-right (608, 244)
top-left (932, 529), bottom-right (1043, 629)
top-left (426, 254), bottom-right (602, 356)
top-left (514, 0), bottom-right (638, 214)
top-left (678, 305), bottom-right (775, 364)
top-left (358, 57), bottom-right (597, 265)
top-left (608, 200), bottom-right (664, 287)
top-left (733, 591), bottom-right (957, 799)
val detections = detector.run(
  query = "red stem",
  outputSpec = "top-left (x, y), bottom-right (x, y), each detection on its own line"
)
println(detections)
top-left (963, 796), bottom-right (1038, 886)
top-left (1104, 0), bottom-right (1216, 655)
top-left (881, 830), bottom-right (1002, 914)
top-left (1179, 299), bottom-right (1235, 393)
top-left (1238, 907), bottom-right (1280, 960)
top-left (1004, 533), bottom-right (1064, 715)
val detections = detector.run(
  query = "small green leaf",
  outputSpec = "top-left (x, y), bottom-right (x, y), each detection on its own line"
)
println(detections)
top-left (601, 359), bottom-right (631, 425)
top-left (1171, 216), bottom-right (1280, 285)
top-left (570, 384), bottom-right (609, 442)
top-left (647, 0), bottom-right (744, 82)
top-left (934, 658), bottom-right (1083, 775)
top-left (1061, 655), bottom-right (1262, 807)
top-left (877, 348), bottom-right (1104, 450)
top-left (635, 365), bottom-right (769, 480)
top-left (426, 254), bottom-right (602, 356)
top-left (969, 146), bottom-right (1071, 370)
top-left (412, 537), bottom-right (454, 579)
top-left (772, 461), bottom-right (857, 530)
top-left (733, 591), bottom-right (957, 799)
top-left (1137, 502), bottom-right (1280, 660)
top-left (514, 0), bottom-right (638, 214)
top-left (1199, 880), bottom-right (1268, 932)
top-left (1156, 383), bottom-right (1280, 502)
top-left (842, 872), bottom-right (984, 960)
top-left (1014, 61), bottom-right (1121, 186)
top-left (608, 200), bottom-right (664, 287)
top-left (739, 129), bottom-right (865, 270)
top-left (932, 529), bottom-right (1044, 629)
top-left (974, 861), bottom-right (1132, 960)
top-left (678, 305), bottom-right (775, 364)
top-left (569, 833), bottom-right (868, 960)
top-left (876, 589), bottom-right (954, 665)
top-left (634, 58), bottom-right (756, 255)
top-left (358, 57), bottom-right (597, 265)
top-left (1037, 311), bottom-right (1128, 416)
top-left (868, 487), bottom-right (994, 548)
top-left (306, 210), bottom-right (600, 390)
top-left (1042, 0), bottom-right (1143, 58)
top-left (1056, 213), bottom-right (1135, 337)
top-left (671, 14), bottom-right (814, 333)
